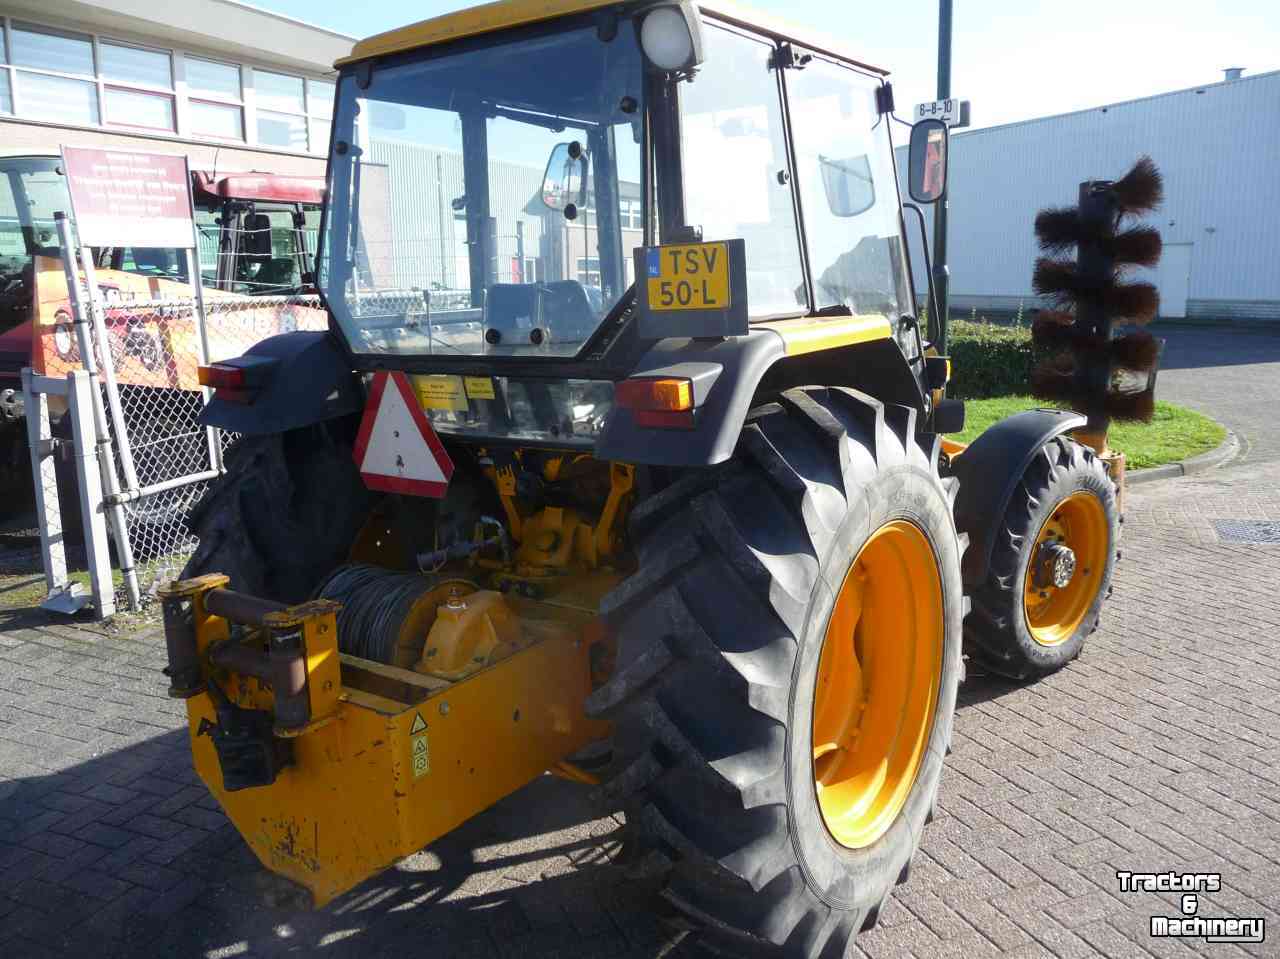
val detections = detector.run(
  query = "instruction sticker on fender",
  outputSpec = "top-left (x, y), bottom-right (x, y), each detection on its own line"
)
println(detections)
top-left (646, 242), bottom-right (730, 311)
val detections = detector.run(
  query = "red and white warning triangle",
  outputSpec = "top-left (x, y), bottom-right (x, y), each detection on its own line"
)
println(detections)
top-left (353, 371), bottom-right (454, 498)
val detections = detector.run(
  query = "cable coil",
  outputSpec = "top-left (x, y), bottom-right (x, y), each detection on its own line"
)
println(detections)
top-left (316, 564), bottom-right (471, 666)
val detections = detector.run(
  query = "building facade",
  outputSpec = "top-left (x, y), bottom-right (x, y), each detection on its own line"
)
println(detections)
top-left (0, 0), bottom-right (352, 176)
top-left (902, 69), bottom-right (1280, 322)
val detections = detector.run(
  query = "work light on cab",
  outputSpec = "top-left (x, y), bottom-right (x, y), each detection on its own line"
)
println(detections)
top-left (639, 2), bottom-right (704, 72)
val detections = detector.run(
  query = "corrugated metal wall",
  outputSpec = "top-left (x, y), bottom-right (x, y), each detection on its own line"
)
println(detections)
top-left (898, 70), bottom-right (1280, 321)
top-left (368, 140), bottom-right (547, 290)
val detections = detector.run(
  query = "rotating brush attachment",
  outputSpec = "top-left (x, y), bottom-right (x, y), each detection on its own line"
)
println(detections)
top-left (1030, 309), bottom-right (1076, 348)
top-left (1111, 226), bottom-right (1163, 268)
top-left (1028, 156), bottom-right (1165, 431)
top-left (1110, 155), bottom-right (1163, 214)
top-left (1102, 329), bottom-right (1163, 423)
top-left (1034, 208), bottom-right (1084, 254)
top-left (1110, 328), bottom-right (1160, 370)
top-left (1106, 281), bottom-right (1160, 324)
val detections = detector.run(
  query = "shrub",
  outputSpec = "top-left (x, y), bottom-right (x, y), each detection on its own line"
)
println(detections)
top-left (947, 316), bottom-right (1043, 399)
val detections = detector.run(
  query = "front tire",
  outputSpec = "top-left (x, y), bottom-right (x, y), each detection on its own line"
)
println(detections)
top-left (588, 387), bottom-right (966, 958)
top-left (965, 437), bottom-right (1118, 679)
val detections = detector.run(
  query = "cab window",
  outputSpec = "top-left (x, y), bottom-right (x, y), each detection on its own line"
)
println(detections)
top-left (235, 206), bottom-right (303, 292)
top-left (196, 207), bottom-right (221, 284)
top-left (784, 58), bottom-right (912, 325)
top-left (0, 158), bottom-right (65, 331)
top-left (679, 24), bottom-right (805, 318)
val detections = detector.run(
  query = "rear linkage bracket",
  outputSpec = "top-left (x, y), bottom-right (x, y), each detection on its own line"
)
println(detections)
top-left (198, 679), bottom-right (294, 792)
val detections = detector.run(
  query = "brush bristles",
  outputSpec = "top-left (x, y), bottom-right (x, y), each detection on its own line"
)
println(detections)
top-left (1106, 282), bottom-right (1159, 323)
top-left (1110, 226), bottom-right (1162, 268)
top-left (1032, 257), bottom-right (1106, 302)
top-left (1112, 156), bottom-right (1163, 214)
top-left (1031, 310), bottom-right (1074, 346)
top-left (1030, 354), bottom-right (1077, 402)
top-left (1105, 389), bottom-right (1155, 422)
top-left (1035, 208), bottom-right (1083, 253)
top-left (1110, 330), bottom-right (1161, 371)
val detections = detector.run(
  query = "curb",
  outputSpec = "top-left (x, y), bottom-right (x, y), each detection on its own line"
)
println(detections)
top-left (1127, 430), bottom-right (1240, 487)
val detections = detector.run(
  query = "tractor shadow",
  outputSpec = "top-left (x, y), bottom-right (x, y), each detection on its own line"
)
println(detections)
top-left (956, 663), bottom-right (1028, 708)
top-left (1, 728), bottom-right (699, 959)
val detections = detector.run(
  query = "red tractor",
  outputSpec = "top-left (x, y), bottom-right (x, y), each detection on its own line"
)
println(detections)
top-left (0, 155), bottom-right (328, 511)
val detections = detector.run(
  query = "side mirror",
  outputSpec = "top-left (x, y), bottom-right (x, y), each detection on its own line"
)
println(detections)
top-left (542, 141), bottom-right (588, 212)
top-left (819, 154), bottom-right (875, 217)
top-left (908, 119), bottom-right (949, 204)
top-left (242, 213), bottom-right (274, 257)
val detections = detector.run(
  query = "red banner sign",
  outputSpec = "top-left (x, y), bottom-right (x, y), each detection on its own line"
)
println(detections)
top-left (61, 147), bottom-right (195, 249)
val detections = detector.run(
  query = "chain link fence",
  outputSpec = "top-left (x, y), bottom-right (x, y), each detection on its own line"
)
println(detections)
top-left (91, 292), bottom-right (327, 606)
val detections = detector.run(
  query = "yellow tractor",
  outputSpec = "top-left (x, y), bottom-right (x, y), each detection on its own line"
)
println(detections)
top-left (161, 2), bottom-right (1121, 955)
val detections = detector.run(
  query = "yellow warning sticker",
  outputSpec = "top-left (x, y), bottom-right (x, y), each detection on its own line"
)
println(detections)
top-left (463, 376), bottom-right (496, 401)
top-left (408, 711), bottom-right (429, 778)
top-left (413, 374), bottom-right (467, 411)
top-left (411, 734), bottom-right (429, 778)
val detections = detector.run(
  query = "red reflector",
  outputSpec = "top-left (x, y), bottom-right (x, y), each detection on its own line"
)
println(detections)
top-left (635, 409), bottom-right (695, 429)
top-left (198, 364), bottom-right (246, 389)
top-left (213, 387), bottom-right (254, 405)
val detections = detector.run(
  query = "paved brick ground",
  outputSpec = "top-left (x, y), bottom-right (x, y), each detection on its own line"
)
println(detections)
top-left (5, 326), bottom-right (1280, 959)
top-left (3, 458), bottom-right (1278, 959)
top-left (1154, 323), bottom-right (1280, 466)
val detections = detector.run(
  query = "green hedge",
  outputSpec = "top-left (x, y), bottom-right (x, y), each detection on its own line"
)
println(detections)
top-left (946, 317), bottom-right (1043, 399)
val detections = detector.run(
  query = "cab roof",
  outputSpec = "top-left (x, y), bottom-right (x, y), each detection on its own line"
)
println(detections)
top-left (337, 0), bottom-right (888, 77)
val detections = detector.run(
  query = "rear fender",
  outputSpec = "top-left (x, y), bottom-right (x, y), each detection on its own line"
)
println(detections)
top-left (950, 408), bottom-right (1087, 586)
top-left (595, 330), bottom-right (925, 467)
top-left (200, 331), bottom-right (363, 435)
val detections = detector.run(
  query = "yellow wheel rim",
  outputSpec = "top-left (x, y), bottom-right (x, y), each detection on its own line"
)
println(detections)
top-left (1022, 491), bottom-right (1109, 646)
top-left (812, 521), bottom-right (943, 850)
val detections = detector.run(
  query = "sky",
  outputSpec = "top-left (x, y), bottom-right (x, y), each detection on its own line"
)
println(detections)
top-left (252, 0), bottom-right (1280, 130)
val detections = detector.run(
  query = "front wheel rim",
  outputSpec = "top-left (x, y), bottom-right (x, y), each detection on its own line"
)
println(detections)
top-left (1023, 490), bottom-right (1109, 646)
top-left (812, 520), bottom-right (944, 850)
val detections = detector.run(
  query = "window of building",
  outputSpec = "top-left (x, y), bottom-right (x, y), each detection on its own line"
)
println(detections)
top-left (101, 42), bottom-right (172, 89)
top-left (576, 256), bottom-right (602, 287)
top-left (104, 86), bottom-right (174, 131)
top-left (0, 17), bottom-right (333, 154)
top-left (255, 70), bottom-right (306, 150)
top-left (11, 23), bottom-right (94, 75)
top-left (620, 198), bottom-right (642, 230)
top-left (8, 23), bottom-right (98, 126)
top-left (186, 57), bottom-right (244, 141)
top-left (307, 79), bottom-right (334, 151)
top-left (256, 70), bottom-right (331, 153)
top-left (19, 71), bottom-right (98, 126)
top-left (100, 41), bottom-right (175, 132)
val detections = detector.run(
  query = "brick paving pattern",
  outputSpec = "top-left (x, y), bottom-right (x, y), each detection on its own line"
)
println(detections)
top-left (3, 449), bottom-right (1279, 956)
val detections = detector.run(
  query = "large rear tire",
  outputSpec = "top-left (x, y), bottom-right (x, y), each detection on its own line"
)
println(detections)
top-left (588, 387), bottom-right (966, 959)
top-left (965, 437), bottom-right (1118, 680)
top-left (181, 419), bottom-right (375, 603)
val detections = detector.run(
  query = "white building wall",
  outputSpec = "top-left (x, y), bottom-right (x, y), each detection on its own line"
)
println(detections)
top-left (900, 70), bottom-right (1280, 321)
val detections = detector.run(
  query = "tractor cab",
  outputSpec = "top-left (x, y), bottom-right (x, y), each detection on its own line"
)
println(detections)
top-left (318, 0), bottom-right (927, 449)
